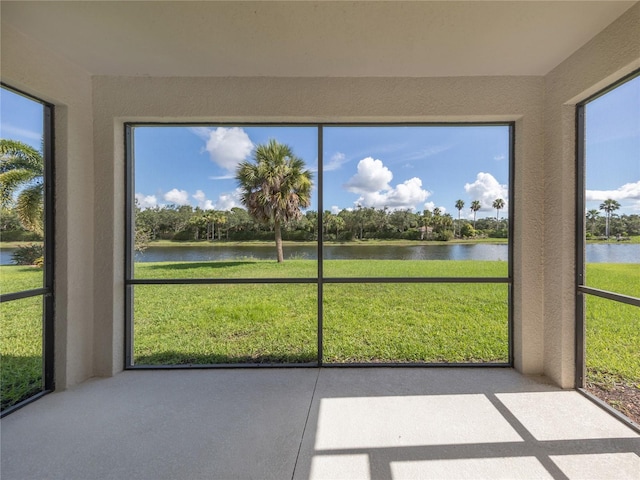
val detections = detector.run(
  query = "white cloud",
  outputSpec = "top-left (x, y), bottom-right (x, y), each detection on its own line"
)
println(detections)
top-left (0, 123), bottom-right (42, 141)
top-left (325, 152), bottom-right (349, 172)
top-left (494, 154), bottom-right (506, 161)
top-left (214, 188), bottom-right (243, 211)
top-left (464, 172), bottom-right (508, 211)
top-left (346, 157), bottom-right (430, 210)
top-left (164, 188), bottom-right (190, 206)
top-left (345, 157), bottom-right (393, 193)
top-left (135, 193), bottom-right (158, 210)
top-left (197, 127), bottom-right (254, 172)
top-left (586, 181), bottom-right (640, 202)
top-left (192, 190), bottom-right (214, 210)
top-left (423, 202), bottom-right (446, 214)
top-left (331, 205), bottom-right (341, 214)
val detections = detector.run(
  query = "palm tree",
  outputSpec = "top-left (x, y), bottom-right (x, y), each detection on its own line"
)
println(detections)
top-left (236, 139), bottom-right (313, 262)
top-left (470, 200), bottom-right (481, 229)
top-left (455, 199), bottom-right (464, 237)
top-left (492, 198), bottom-right (505, 229)
top-left (599, 198), bottom-right (621, 238)
top-left (0, 139), bottom-right (44, 235)
top-left (586, 209), bottom-right (600, 235)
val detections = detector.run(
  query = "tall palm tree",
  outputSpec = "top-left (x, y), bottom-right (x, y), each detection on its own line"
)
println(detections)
top-left (455, 199), bottom-right (464, 237)
top-left (236, 139), bottom-right (312, 262)
top-left (492, 198), bottom-right (505, 229)
top-left (0, 139), bottom-right (44, 235)
top-left (470, 200), bottom-right (481, 229)
top-left (599, 198), bottom-right (621, 238)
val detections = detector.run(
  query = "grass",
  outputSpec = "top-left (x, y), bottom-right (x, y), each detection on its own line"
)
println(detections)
top-left (1, 259), bottom-right (637, 411)
top-left (0, 293), bottom-right (43, 411)
top-left (584, 263), bottom-right (640, 388)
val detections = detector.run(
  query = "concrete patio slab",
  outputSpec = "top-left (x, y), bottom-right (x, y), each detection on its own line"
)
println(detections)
top-left (1, 368), bottom-right (638, 480)
top-left (1, 369), bottom-right (318, 480)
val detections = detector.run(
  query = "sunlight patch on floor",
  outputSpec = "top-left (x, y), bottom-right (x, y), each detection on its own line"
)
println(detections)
top-left (314, 394), bottom-right (523, 450)
top-left (390, 457), bottom-right (554, 480)
top-left (496, 391), bottom-right (639, 441)
top-left (549, 453), bottom-right (640, 480)
top-left (309, 454), bottom-right (370, 480)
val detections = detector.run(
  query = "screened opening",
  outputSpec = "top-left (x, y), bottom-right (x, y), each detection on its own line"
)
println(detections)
top-left (577, 71), bottom-right (640, 425)
top-left (126, 124), bottom-right (512, 367)
top-left (0, 85), bottom-right (54, 416)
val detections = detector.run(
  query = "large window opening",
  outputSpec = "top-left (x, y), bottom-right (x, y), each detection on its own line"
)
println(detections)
top-left (126, 124), bottom-right (512, 367)
top-left (577, 72), bottom-right (640, 426)
top-left (0, 85), bottom-right (54, 416)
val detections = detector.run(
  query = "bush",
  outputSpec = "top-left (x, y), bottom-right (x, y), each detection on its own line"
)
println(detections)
top-left (0, 230), bottom-right (42, 242)
top-left (460, 223), bottom-right (476, 238)
top-left (11, 244), bottom-right (44, 266)
top-left (435, 230), bottom-right (454, 241)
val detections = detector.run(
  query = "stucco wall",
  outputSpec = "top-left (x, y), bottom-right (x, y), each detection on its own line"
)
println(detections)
top-left (92, 75), bottom-right (546, 377)
top-left (543, 2), bottom-right (640, 388)
top-left (1, 25), bottom-right (95, 389)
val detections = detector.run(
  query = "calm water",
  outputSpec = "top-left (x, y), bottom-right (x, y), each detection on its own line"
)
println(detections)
top-left (1, 243), bottom-right (638, 265)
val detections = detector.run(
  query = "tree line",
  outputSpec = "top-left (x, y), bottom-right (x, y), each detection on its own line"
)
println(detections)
top-left (132, 202), bottom-right (511, 246)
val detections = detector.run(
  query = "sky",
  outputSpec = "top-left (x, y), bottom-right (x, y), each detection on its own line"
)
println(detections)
top-left (132, 124), bottom-right (510, 220)
top-left (1, 76), bottom-right (638, 219)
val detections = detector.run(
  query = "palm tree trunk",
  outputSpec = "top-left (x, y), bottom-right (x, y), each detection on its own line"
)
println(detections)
top-left (274, 220), bottom-right (284, 262)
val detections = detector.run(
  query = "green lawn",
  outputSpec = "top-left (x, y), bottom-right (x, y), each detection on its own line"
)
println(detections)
top-left (1, 260), bottom-right (638, 412)
top-left (584, 263), bottom-right (640, 387)
top-left (0, 289), bottom-right (43, 411)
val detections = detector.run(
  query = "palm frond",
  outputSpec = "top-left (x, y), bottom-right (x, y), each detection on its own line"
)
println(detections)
top-left (0, 169), bottom-right (40, 207)
top-left (15, 183), bottom-right (44, 235)
top-left (0, 139), bottom-right (43, 173)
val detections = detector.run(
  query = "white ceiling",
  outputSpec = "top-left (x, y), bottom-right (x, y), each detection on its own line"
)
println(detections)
top-left (1, 1), bottom-right (637, 77)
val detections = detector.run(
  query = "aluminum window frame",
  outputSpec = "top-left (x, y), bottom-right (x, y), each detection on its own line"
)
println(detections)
top-left (575, 70), bottom-right (640, 432)
top-left (0, 84), bottom-right (55, 417)
top-left (125, 122), bottom-right (514, 369)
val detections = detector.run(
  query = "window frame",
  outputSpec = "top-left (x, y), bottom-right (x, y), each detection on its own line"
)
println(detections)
top-left (125, 122), bottom-right (514, 369)
top-left (575, 70), bottom-right (640, 388)
top-left (0, 83), bottom-right (55, 417)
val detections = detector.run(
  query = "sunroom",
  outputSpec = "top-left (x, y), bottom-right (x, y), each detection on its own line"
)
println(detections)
top-left (1, 2), bottom-right (638, 479)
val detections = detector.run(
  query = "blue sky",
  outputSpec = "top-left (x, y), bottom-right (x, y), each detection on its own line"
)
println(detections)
top-left (132, 124), bottom-right (510, 219)
top-left (2, 76), bottom-right (638, 218)
top-left (585, 76), bottom-right (640, 214)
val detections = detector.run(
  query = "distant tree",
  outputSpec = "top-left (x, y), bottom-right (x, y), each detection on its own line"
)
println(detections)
top-left (599, 198), bottom-right (621, 238)
top-left (455, 199), bottom-right (464, 237)
top-left (236, 140), bottom-right (312, 262)
top-left (470, 200), bottom-right (481, 229)
top-left (492, 198), bottom-right (505, 228)
top-left (325, 213), bottom-right (345, 238)
top-left (586, 209), bottom-right (600, 236)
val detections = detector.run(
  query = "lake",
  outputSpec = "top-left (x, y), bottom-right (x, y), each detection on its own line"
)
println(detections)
top-left (1, 243), bottom-right (638, 265)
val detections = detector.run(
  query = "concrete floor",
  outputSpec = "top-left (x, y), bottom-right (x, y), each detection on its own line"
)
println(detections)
top-left (1, 369), bottom-right (638, 480)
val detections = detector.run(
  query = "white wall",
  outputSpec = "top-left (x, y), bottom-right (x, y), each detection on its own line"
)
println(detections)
top-left (91, 75), bottom-right (546, 376)
top-left (1, 25), bottom-right (95, 389)
top-left (543, 2), bottom-right (640, 387)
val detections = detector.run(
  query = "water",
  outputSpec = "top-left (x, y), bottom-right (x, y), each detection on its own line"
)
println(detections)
top-left (1, 243), bottom-right (638, 265)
